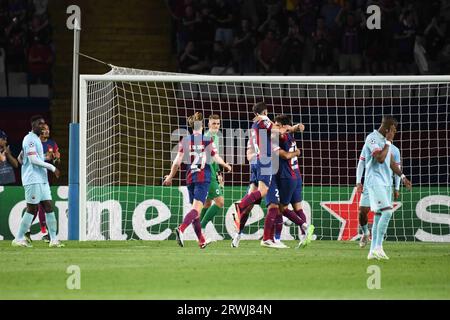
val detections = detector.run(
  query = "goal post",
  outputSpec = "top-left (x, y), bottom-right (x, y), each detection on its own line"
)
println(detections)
top-left (76, 72), bottom-right (450, 242)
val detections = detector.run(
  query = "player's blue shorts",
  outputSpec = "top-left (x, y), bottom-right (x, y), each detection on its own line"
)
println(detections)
top-left (24, 183), bottom-right (52, 205)
top-left (249, 162), bottom-right (272, 188)
top-left (187, 182), bottom-right (210, 204)
top-left (265, 175), bottom-right (279, 206)
top-left (367, 185), bottom-right (392, 213)
top-left (278, 177), bottom-right (302, 205)
top-left (359, 187), bottom-right (370, 208)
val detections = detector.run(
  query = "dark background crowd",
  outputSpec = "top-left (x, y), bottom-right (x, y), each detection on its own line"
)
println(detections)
top-left (0, 0), bottom-right (54, 89)
top-left (167, 0), bottom-right (450, 75)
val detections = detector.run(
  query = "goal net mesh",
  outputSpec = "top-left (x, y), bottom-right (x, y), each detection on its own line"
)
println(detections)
top-left (81, 68), bottom-right (450, 242)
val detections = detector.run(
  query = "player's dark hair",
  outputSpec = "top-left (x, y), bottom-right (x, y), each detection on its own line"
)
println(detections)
top-left (188, 112), bottom-right (203, 130)
top-left (274, 114), bottom-right (292, 126)
top-left (252, 102), bottom-right (267, 115)
top-left (30, 115), bottom-right (44, 126)
top-left (381, 116), bottom-right (398, 130)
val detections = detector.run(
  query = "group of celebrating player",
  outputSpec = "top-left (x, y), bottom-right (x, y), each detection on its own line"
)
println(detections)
top-left (163, 102), bottom-right (413, 259)
top-left (163, 102), bottom-right (315, 250)
top-left (11, 105), bottom-right (412, 258)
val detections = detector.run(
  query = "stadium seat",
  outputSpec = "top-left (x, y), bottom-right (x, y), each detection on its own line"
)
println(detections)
top-left (372, 86), bottom-right (392, 98)
top-left (307, 85), bottom-right (328, 98)
top-left (8, 84), bottom-right (28, 97)
top-left (7, 72), bottom-right (28, 97)
top-left (264, 83), bottom-right (282, 98)
top-left (438, 84), bottom-right (449, 97)
top-left (177, 82), bottom-right (198, 99)
top-left (29, 84), bottom-right (50, 97)
top-left (0, 48), bottom-right (5, 73)
top-left (392, 87), bottom-right (411, 98)
top-left (286, 85), bottom-right (307, 98)
top-left (221, 83), bottom-right (241, 100)
top-left (243, 83), bottom-right (263, 98)
top-left (199, 83), bottom-right (219, 100)
top-left (0, 72), bottom-right (7, 97)
top-left (351, 86), bottom-right (367, 98)
top-left (327, 86), bottom-right (347, 98)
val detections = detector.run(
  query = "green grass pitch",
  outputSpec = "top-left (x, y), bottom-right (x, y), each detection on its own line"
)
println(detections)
top-left (1, 240), bottom-right (449, 300)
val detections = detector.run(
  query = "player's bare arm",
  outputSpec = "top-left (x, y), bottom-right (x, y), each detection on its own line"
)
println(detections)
top-left (163, 151), bottom-right (183, 186)
top-left (390, 156), bottom-right (412, 190)
top-left (212, 154), bottom-right (231, 172)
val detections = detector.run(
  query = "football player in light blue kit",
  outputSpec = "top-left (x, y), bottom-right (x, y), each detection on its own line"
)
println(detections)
top-left (361, 116), bottom-right (411, 260)
top-left (356, 140), bottom-right (402, 248)
top-left (12, 116), bottom-right (64, 248)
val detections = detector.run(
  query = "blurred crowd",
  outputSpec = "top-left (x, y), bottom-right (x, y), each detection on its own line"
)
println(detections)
top-left (167, 0), bottom-right (450, 75)
top-left (0, 0), bottom-right (54, 85)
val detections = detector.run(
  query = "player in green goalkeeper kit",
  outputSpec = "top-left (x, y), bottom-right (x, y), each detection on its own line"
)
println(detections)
top-left (200, 115), bottom-right (225, 234)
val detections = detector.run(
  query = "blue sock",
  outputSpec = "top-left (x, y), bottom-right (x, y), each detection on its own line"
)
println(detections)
top-left (275, 233), bottom-right (281, 241)
top-left (45, 212), bottom-right (58, 241)
top-left (361, 224), bottom-right (369, 236)
top-left (370, 214), bottom-right (381, 252)
top-left (17, 213), bottom-right (35, 240)
top-left (376, 211), bottom-right (393, 249)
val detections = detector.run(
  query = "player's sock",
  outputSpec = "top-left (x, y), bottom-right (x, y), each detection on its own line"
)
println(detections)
top-left (38, 206), bottom-right (47, 233)
top-left (179, 209), bottom-right (199, 233)
top-left (17, 213), bottom-right (35, 240)
top-left (192, 217), bottom-right (205, 244)
top-left (274, 214), bottom-right (283, 241)
top-left (370, 214), bottom-right (381, 252)
top-left (238, 206), bottom-right (253, 234)
top-left (375, 210), bottom-right (393, 249)
top-left (239, 191), bottom-right (262, 211)
top-left (361, 224), bottom-right (369, 236)
top-left (263, 208), bottom-right (278, 241)
top-left (45, 212), bottom-right (58, 241)
top-left (200, 204), bottom-right (221, 229)
top-left (283, 209), bottom-right (305, 227)
top-left (295, 209), bottom-right (307, 235)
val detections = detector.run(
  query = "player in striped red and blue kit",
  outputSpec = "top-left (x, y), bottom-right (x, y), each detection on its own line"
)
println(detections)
top-left (233, 103), bottom-right (303, 248)
top-left (163, 113), bottom-right (231, 249)
top-left (272, 115), bottom-right (315, 248)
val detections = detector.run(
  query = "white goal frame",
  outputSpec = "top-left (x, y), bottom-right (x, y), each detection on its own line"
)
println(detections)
top-left (78, 74), bottom-right (450, 241)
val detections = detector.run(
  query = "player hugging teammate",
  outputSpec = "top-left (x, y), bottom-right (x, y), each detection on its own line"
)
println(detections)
top-left (232, 102), bottom-right (314, 249)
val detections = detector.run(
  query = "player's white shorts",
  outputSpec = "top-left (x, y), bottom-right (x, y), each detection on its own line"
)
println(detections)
top-left (359, 187), bottom-right (370, 208)
top-left (24, 183), bottom-right (52, 205)
top-left (367, 185), bottom-right (392, 213)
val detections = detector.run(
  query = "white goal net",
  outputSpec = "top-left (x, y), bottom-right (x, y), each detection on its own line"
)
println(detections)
top-left (79, 69), bottom-right (450, 242)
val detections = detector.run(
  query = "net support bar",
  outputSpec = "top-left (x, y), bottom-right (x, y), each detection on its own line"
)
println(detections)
top-left (68, 123), bottom-right (80, 240)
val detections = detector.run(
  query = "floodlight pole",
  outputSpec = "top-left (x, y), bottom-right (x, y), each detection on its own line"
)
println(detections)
top-left (68, 7), bottom-right (81, 241)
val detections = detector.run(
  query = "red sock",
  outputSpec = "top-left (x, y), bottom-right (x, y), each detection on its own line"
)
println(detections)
top-left (179, 209), bottom-right (198, 233)
top-left (283, 209), bottom-right (305, 227)
top-left (295, 209), bottom-right (307, 235)
top-left (238, 205), bottom-right (253, 233)
top-left (192, 218), bottom-right (205, 244)
top-left (239, 191), bottom-right (262, 211)
top-left (274, 214), bottom-right (283, 240)
top-left (263, 207), bottom-right (279, 241)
